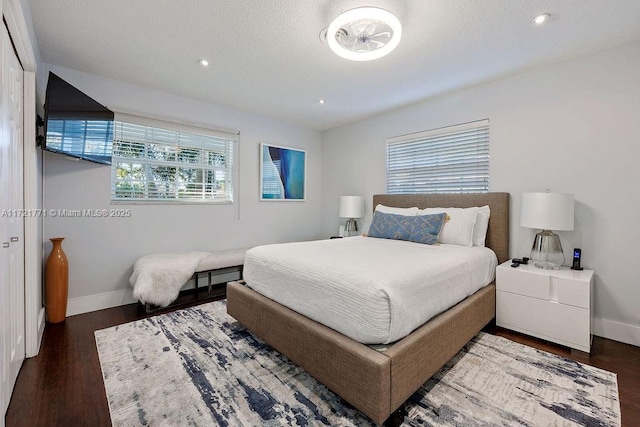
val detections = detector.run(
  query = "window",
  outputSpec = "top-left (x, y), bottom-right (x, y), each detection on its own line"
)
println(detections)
top-left (111, 114), bottom-right (237, 203)
top-left (386, 119), bottom-right (489, 194)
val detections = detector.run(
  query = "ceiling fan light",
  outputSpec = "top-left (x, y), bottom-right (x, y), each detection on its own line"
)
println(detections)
top-left (327, 7), bottom-right (402, 61)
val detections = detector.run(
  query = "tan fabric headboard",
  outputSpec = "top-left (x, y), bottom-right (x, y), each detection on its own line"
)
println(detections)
top-left (372, 193), bottom-right (510, 264)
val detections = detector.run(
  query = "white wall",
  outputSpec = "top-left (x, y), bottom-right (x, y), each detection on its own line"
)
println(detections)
top-left (41, 65), bottom-right (322, 314)
top-left (321, 41), bottom-right (640, 346)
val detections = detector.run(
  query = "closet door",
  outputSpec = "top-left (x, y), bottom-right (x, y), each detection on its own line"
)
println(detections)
top-left (1, 22), bottom-right (25, 419)
top-left (0, 24), bottom-right (7, 418)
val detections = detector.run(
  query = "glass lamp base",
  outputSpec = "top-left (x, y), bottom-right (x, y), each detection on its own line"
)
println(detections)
top-left (344, 218), bottom-right (358, 237)
top-left (530, 230), bottom-right (565, 269)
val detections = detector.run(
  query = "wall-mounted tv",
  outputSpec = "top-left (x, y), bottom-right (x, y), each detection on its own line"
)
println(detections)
top-left (43, 72), bottom-right (114, 165)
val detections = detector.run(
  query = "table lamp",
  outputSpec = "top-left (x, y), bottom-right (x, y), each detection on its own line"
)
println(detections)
top-left (520, 192), bottom-right (574, 269)
top-left (339, 196), bottom-right (364, 237)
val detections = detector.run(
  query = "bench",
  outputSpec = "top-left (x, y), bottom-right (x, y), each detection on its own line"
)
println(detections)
top-left (135, 247), bottom-right (250, 313)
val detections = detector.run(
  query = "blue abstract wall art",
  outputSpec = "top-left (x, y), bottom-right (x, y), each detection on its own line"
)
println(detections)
top-left (260, 143), bottom-right (306, 201)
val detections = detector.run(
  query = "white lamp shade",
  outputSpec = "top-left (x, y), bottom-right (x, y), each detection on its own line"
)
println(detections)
top-left (339, 196), bottom-right (364, 218)
top-left (520, 192), bottom-right (574, 231)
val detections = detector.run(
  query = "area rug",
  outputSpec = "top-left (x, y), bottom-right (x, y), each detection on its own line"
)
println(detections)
top-left (95, 300), bottom-right (620, 426)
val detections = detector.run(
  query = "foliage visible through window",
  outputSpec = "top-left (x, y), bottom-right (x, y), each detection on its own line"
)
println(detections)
top-left (386, 120), bottom-right (489, 194)
top-left (111, 117), bottom-right (236, 203)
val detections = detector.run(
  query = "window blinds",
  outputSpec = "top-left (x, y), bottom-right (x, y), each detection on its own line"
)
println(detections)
top-left (386, 119), bottom-right (489, 194)
top-left (111, 113), bottom-right (238, 203)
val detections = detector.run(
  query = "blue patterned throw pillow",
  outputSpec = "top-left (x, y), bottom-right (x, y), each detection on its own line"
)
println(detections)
top-left (368, 211), bottom-right (446, 245)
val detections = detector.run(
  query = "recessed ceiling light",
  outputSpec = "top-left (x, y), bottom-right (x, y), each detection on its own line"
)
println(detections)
top-left (318, 99), bottom-right (326, 105)
top-left (533, 13), bottom-right (550, 25)
top-left (198, 59), bottom-right (209, 67)
top-left (326, 7), bottom-right (402, 61)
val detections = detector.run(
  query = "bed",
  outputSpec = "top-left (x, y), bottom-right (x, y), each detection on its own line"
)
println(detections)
top-left (227, 193), bottom-right (509, 425)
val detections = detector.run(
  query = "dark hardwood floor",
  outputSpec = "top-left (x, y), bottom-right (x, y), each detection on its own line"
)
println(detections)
top-left (6, 294), bottom-right (640, 426)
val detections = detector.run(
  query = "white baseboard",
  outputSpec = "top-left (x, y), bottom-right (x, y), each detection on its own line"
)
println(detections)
top-left (66, 289), bottom-right (138, 317)
top-left (25, 308), bottom-right (46, 358)
top-left (65, 273), bottom-right (239, 317)
top-left (593, 317), bottom-right (640, 348)
top-left (36, 307), bottom-right (45, 353)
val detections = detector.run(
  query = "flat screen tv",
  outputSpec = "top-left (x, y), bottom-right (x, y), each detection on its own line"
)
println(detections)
top-left (43, 72), bottom-right (114, 165)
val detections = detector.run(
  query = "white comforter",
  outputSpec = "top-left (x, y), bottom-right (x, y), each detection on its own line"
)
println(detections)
top-left (243, 236), bottom-right (497, 344)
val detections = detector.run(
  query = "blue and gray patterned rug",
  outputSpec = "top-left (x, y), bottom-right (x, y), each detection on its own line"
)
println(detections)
top-left (95, 300), bottom-right (620, 426)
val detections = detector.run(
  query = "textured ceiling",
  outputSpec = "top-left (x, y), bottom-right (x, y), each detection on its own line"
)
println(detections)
top-left (27, 0), bottom-right (640, 130)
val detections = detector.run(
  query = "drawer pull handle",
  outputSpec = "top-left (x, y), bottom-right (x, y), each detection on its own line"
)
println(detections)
top-left (2, 242), bottom-right (9, 248)
top-left (10, 236), bottom-right (19, 242)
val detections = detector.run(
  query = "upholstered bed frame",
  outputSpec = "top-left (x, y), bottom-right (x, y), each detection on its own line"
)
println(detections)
top-left (227, 193), bottom-right (509, 425)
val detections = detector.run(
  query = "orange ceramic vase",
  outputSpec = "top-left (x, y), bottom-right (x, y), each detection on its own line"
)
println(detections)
top-left (45, 237), bottom-right (69, 323)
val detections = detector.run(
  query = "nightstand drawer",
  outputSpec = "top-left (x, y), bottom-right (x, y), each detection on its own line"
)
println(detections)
top-left (497, 291), bottom-right (591, 351)
top-left (496, 266), bottom-right (550, 300)
top-left (554, 277), bottom-right (590, 308)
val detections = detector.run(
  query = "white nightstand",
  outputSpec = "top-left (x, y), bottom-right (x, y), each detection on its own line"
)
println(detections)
top-left (496, 260), bottom-right (594, 353)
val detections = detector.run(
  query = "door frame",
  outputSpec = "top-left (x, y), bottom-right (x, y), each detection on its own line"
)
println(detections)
top-left (3, 0), bottom-right (43, 357)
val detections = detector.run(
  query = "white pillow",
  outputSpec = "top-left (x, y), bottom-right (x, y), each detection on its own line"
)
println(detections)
top-left (473, 205), bottom-right (491, 247)
top-left (374, 204), bottom-right (418, 216)
top-left (418, 207), bottom-right (478, 246)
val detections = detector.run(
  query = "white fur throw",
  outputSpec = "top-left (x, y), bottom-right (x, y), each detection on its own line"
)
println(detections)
top-left (130, 251), bottom-right (211, 307)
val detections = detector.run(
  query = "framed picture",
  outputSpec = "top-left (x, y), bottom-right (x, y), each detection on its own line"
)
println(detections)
top-left (260, 143), bottom-right (306, 201)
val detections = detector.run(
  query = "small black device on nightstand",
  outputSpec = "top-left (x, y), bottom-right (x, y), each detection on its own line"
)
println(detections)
top-left (511, 257), bottom-right (529, 267)
top-left (571, 248), bottom-right (583, 270)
